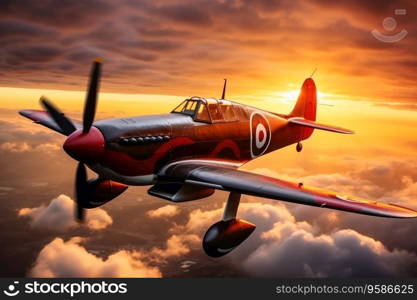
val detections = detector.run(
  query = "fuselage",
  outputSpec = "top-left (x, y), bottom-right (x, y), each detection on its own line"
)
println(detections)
top-left (89, 97), bottom-right (306, 185)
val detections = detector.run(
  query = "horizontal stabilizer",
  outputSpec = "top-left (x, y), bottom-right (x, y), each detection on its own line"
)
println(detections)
top-left (288, 117), bottom-right (354, 134)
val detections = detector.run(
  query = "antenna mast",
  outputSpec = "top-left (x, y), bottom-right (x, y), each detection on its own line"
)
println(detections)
top-left (221, 79), bottom-right (227, 99)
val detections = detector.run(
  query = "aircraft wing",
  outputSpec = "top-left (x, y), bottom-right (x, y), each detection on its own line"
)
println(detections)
top-left (19, 109), bottom-right (82, 135)
top-left (158, 161), bottom-right (417, 218)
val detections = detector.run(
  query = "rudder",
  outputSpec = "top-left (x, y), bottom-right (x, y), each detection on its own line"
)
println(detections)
top-left (290, 78), bottom-right (317, 121)
top-left (290, 78), bottom-right (317, 139)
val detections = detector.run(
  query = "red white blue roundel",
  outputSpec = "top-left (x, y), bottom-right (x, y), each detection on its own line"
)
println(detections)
top-left (250, 112), bottom-right (271, 158)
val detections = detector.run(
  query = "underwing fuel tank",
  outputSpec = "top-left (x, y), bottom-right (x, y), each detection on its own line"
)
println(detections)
top-left (83, 178), bottom-right (128, 208)
top-left (202, 219), bottom-right (256, 257)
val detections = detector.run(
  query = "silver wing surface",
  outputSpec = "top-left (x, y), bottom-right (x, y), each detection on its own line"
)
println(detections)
top-left (156, 161), bottom-right (417, 218)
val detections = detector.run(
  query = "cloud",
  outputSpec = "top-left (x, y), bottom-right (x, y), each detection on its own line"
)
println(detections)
top-left (29, 230), bottom-right (199, 277)
top-left (0, 120), bottom-right (58, 141)
top-left (0, 0), bottom-right (114, 29)
top-left (0, 118), bottom-right (70, 181)
top-left (1, 0), bottom-right (417, 103)
top-left (18, 194), bottom-right (113, 231)
top-left (250, 157), bottom-right (417, 209)
top-left (30, 237), bottom-right (161, 277)
top-left (7, 45), bottom-right (63, 65)
top-left (244, 224), bottom-right (416, 277)
top-left (0, 20), bottom-right (57, 39)
top-left (151, 234), bottom-right (200, 260)
top-left (0, 142), bottom-right (31, 153)
top-left (0, 142), bottom-right (60, 153)
top-left (299, 159), bottom-right (417, 210)
top-left (178, 202), bottom-right (417, 277)
top-left (375, 102), bottom-right (417, 111)
top-left (147, 204), bottom-right (180, 219)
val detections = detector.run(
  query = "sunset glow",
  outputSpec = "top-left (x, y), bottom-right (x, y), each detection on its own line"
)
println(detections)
top-left (1, 0), bottom-right (417, 279)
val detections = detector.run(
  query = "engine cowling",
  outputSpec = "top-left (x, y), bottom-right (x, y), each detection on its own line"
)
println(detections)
top-left (83, 178), bottom-right (128, 208)
top-left (203, 219), bottom-right (256, 257)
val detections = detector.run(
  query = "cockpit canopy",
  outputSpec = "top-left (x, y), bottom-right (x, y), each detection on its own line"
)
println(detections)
top-left (172, 96), bottom-right (246, 123)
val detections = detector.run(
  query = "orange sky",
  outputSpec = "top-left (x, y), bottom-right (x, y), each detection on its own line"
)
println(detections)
top-left (2, 82), bottom-right (416, 166)
top-left (0, 0), bottom-right (416, 207)
top-left (1, 1), bottom-right (417, 279)
top-left (0, 0), bottom-right (416, 104)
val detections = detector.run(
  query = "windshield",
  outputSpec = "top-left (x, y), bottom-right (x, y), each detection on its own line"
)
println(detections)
top-left (172, 99), bottom-right (211, 123)
top-left (172, 98), bottom-right (240, 123)
top-left (172, 100), bottom-right (198, 116)
top-left (195, 102), bottom-right (210, 122)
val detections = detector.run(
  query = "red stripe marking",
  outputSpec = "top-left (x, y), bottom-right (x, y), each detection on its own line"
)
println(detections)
top-left (102, 137), bottom-right (195, 176)
top-left (209, 139), bottom-right (241, 159)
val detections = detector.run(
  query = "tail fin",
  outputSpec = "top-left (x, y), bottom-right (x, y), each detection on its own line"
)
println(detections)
top-left (290, 78), bottom-right (317, 140)
top-left (288, 78), bottom-right (354, 138)
top-left (290, 78), bottom-right (317, 121)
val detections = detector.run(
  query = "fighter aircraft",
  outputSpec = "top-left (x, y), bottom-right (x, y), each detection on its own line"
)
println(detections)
top-left (19, 60), bottom-right (417, 257)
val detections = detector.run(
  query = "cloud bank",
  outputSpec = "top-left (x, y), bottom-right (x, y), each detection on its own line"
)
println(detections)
top-left (18, 194), bottom-right (113, 231)
top-left (147, 204), bottom-right (180, 219)
top-left (30, 237), bottom-right (161, 277)
top-left (30, 233), bottom-right (199, 277)
top-left (177, 202), bottom-right (417, 277)
top-left (1, 0), bottom-right (417, 102)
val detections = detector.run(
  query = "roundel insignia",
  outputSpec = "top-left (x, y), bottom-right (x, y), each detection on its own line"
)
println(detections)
top-left (250, 112), bottom-right (271, 158)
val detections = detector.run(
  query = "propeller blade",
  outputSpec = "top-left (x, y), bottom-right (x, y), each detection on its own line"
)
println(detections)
top-left (83, 59), bottom-right (102, 133)
top-left (40, 97), bottom-right (77, 136)
top-left (75, 162), bottom-right (89, 223)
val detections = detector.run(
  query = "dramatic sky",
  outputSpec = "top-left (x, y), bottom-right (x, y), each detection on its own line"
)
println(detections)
top-left (1, 0), bottom-right (417, 278)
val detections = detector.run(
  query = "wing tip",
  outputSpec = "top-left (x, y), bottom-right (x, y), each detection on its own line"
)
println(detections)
top-left (18, 109), bottom-right (46, 119)
top-left (19, 109), bottom-right (34, 118)
top-left (387, 203), bottom-right (417, 218)
top-left (341, 128), bottom-right (355, 134)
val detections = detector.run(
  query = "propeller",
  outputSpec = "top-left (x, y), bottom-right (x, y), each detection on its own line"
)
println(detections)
top-left (40, 59), bottom-right (103, 223)
top-left (83, 59), bottom-right (101, 133)
top-left (75, 162), bottom-right (88, 222)
top-left (40, 97), bottom-right (76, 136)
